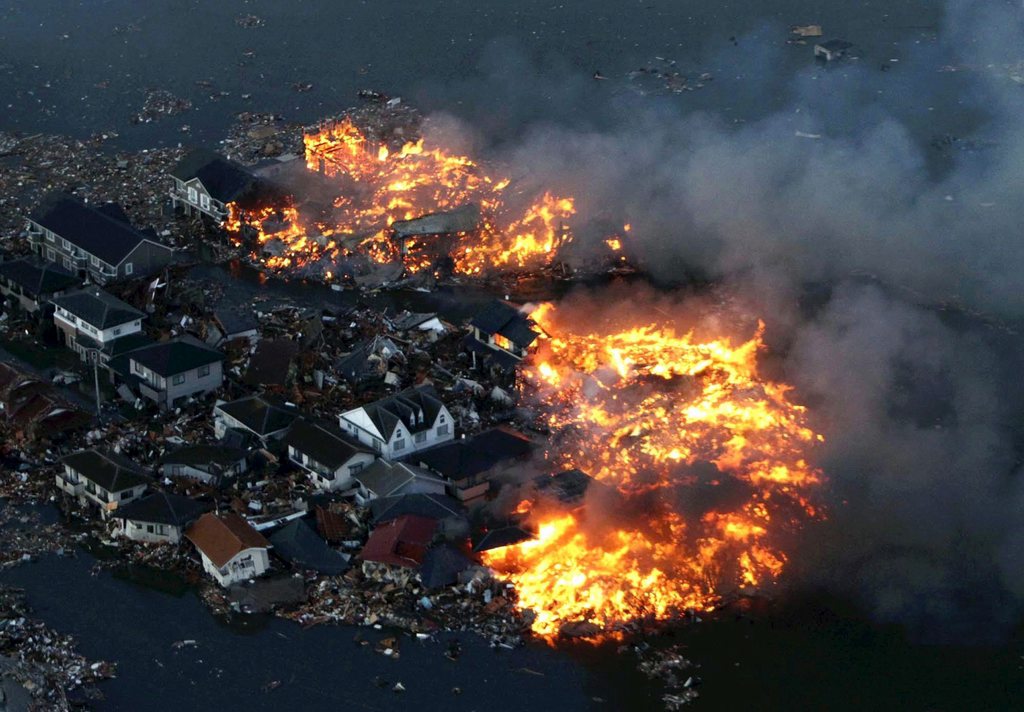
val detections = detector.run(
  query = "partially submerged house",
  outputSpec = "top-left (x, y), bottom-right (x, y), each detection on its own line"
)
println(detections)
top-left (185, 511), bottom-right (272, 587)
top-left (359, 514), bottom-right (438, 571)
top-left (243, 339), bottom-right (299, 388)
top-left (463, 299), bottom-right (540, 376)
top-left (814, 39), bottom-right (854, 62)
top-left (416, 426), bottom-right (534, 502)
top-left (213, 395), bottom-right (298, 445)
top-left (353, 459), bottom-right (448, 503)
top-left (211, 308), bottom-right (259, 346)
top-left (268, 519), bottom-right (349, 575)
top-left (0, 363), bottom-right (92, 443)
top-left (58, 449), bottom-right (150, 515)
top-left (338, 385), bottom-right (454, 459)
top-left (389, 311), bottom-right (446, 340)
top-left (169, 149), bottom-right (259, 224)
top-left (390, 203), bottom-right (480, 256)
top-left (160, 443), bottom-right (249, 485)
top-left (0, 257), bottom-right (80, 317)
top-left (26, 192), bottom-right (174, 283)
top-left (51, 286), bottom-right (146, 364)
top-left (284, 418), bottom-right (376, 492)
top-left (109, 336), bottom-right (224, 409)
top-left (335, 335), bottom-right (404, 388)
top-left (113, 491), bottom-right (209, 544)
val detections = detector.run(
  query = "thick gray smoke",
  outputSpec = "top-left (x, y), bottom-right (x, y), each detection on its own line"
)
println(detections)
top-left (420, 1), bottom-right (1024, 640)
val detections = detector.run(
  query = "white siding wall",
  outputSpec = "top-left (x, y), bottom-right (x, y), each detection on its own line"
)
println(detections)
top-left (202, 547), bottom-right (270, 587)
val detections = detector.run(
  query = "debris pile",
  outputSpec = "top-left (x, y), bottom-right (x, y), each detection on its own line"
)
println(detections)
top-left (132, 90), bottom-right (193, 124)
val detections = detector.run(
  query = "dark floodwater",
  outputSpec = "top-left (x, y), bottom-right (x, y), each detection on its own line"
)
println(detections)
top-left (2, 1), bottom-right (1020, 709)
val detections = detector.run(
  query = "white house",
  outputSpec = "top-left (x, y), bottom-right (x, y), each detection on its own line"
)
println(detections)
top-left (109, 336), bottom-right (224, 410)
top-left (353, 459), bottom-right (448, 505)
top-left (185, 512), bottom-right (272, 587)
top-left (285, 418), bottom-right (376, 492)
top-left (113, 491), bottom-right (208, 544)
top-left (51, 287), bottom-right (145, 363)
top-left (338, 385), bottom-right (454, 460)
top-left (58, 449), bottom-right (150, 516)
top-left (160, 444), bottom-right (249, 485)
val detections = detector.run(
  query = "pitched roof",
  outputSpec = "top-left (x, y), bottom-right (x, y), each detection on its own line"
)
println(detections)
top-left (419, 543), bottom-right (474, 589)
top-left (350, 385), bottom-right (447, 441)
top-left (61, 449), bottom-right (149, 493)
top-left (215, 396), bottom-right (297, 436)
top-left (370, 492), bottom-right (465, 525)
top-left (335, 336), bottom-right (402, 385)
top-left (416, 427), bottom-right (533, 480)
top-left (354, 460), bottom-right (447, 499)
top-left (213, 308), bottom-right (258, 336)
top-left (469, 300), bottom-right (540, 348)
top-left (160, 443), bottom-right (247, 468)
top-left (285, 418), bottom-right (373, 470)
top-left (128, 337), bottom-right (223, 377)
top-left (170, 149), bottom-right (256, 203)
top-left (0, 257), bottom-right (79, 298)
top-left (533, 469), bottom-right (594, 505)
top-left (359, 514), bottom-right (438, 568)
top-left (268, 519), bottom-right (349, 575)
top-left (52, 286), bottom-right (144, 329)
top-left (29, 192), bottom-right (164, 265)
top-left (243, 339), bottom-right (299, 387)
top-left (185, 512), bottom-right (270, 568)
top-left (113, 491), bottom-right (209, 526)
top-left (472, 524), bottom-right (535, 553)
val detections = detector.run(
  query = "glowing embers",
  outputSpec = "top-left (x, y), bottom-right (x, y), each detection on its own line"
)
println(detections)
top-left (482, 299), bottom-right (824, 640)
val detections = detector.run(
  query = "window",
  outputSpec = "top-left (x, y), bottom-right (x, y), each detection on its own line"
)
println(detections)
top-left (200, 194), bottom-right (210, 210)
top-left (187, 187), bottom-right (198, 203)
top-left (63, 258), bottom-right (71, 270)
top-left (112, 327), bottom-right (122, 336)
top-left (90, 255), bottom-right (100, 267)
top-left (46, 248), bottom-right (55, 261)
top-left (172, 374), bottom-right (186, 386)
top-left (414, 432), bottom-right (426, 444)
top-left (393, 438), bottom-right (406, 451)
top-left (349, 462), bottom-right (365, 475)
top-left (436, 424), bottom-right (449, 436)
top-left (124, 263), bottom-right (133, 275)
top-left (133, 361), bottom-right (145, 375)
top-left (60, 238), bottom-right (70, 250)
top-left (46, 232), bottom-right (54, 242)
top-left (439, 414), bottom-right (446, 423)
top-left (197, 364), bottom-right (211, 378)
top-left (121, 490), bottom-right (133, 501)
top-left (146, 524), bottom-right (154, 533)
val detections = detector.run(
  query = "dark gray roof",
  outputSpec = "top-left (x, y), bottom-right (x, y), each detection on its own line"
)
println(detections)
top-left (335, 336), bottom-right (402, 386)
top-left (170, 149), bottom-right (257, 203)
top-left (51, 287), bottom-right (144, 329)
top-left (268, 519), bottom-right (349, 575)
top-left (29, 192), bottom-right (164, 265)
top-left (416, 427), bottom-right (533, 480)
top-left (419, 543), bottom-right (473, 589)
top-left (354, 460), bottom-right (447, 499)
top-left (0, 257), bottom-right (79, 298)
top-left (472, 524), bottom-right (534, 553)
top-left (213, 308), bottom-right (258, 336)
top-left (392, 203), bottom-right (480, 239)
top-left (216, 396), bottom-right (297, 436)
top-left (469, 300), bottom-right (539, 348)
top-left (128, 337), bottom-right (223, 377)
top-left (357, 385), bottom-right (447, 441)
top-left (160, 443), bottom-right (247, 468)
top-left (370, 493), bottom-right (466, 525)
top-left (533, 468), bottom-right (594, 505)
top-left (113, 491), bottom-right (209, 526)
top-left (243, 339), bottom-right (298, 387)
top-left (285, 418), bottom-right (373, 470)
top-left (818, 39), bottom-right (853, 51)
top-left (62, 449), bottom-right (149, 493)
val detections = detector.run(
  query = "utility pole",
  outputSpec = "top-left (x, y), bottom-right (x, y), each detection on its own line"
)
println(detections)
top-left (89, 348), bottom-right (102, 423)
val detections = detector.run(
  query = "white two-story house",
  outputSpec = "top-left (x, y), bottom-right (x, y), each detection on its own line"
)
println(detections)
top-left (109, 336), bottom-right (224, 410)
top-left (169, 149), bottom-right (258, 224)
top-left (58, 449), bottom-right (150, 516)
top-left (113, 491), bottom-right (209, 544)
top-left (26, 192), bottom-right (174, 284)
top-left (285, 418), bottom-right (377, 492)
top-left (51, 287), bottom-right (147, 364)
top-left (464, 299), bottom-right (542, 378)
top-left (185, 512), bottom-right (272, 587)
top-left (338, 385), bottom-right (454, 460)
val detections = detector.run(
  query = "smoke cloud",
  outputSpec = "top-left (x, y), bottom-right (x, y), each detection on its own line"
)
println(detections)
top-left (419, 0), bottom-right (1024, 640)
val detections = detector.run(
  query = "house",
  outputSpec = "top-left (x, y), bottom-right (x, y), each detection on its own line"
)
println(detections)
top-left (285, 418), bottom-right (376, 492)
top-left (338, 385), bottom-right (453, 459)
top-left (335, 336), bottom-right (404, 388)
top-left (160, 444), bottom-right (249, 485)
top-left (814, 39), bottom-right (853, 62)
top-left (463, 299), bottom-right (541, 375)
top-left (185, 511), bottom-right (272, 587)
top-left (268, 519), bottom-right (349, 575)
top-left (169, 149), bottom-right (259, 224)
top-left (416, 426), bottom-right (534, 501)
top-left (353, 459), bottom-right (448, 504)
top-left (243, 339), bottom-right (299, 388)
top-left (113, 491), bottom-right (209, 544)
top-left (51, 287), bottom-right (146, 363)
top-left (359, 514), bottom-right (438, 570)
top-left (533, 468), bottom-right (597, 506)
top-left (211, 308), bottom-right (259, 346)
top-left (0, 363), bottom-right (93, 443)
top-left (25, 192), bottom-right (174, 283)
top-left (0, 257), bottom-right (80, 317)
top-left (369, 492), bottom-right (468, 539)
top-left (419, 543), bottom-right (474, 589)
top-left (389, 311), bottom-right (446, 340)
top-left (213, 395), bottom-right (298, 444)
top-left (57, 449), bottom-right (150, 515)
top-left (109, 336), bottom-right (224, 409)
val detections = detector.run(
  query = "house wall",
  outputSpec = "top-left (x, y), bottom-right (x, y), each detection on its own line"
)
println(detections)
top-left (201, 547), bottom-right (270, 587)
top-left (162, 458), bottom-right (246, 484)
top-left (27, 220), bottom-right (121, 284)
top-left (289, 446), bottom-right (375, 492)
top-left (170, 178), bottom-right (229, 223)
top-left (118, 241), bottom-right (174, 280)
top-left (214, 406), bottom-right (286, 442)
top-left (74, 471), bottom-right (147, 517)
top-left (54, 307), bottom-right (141, 346)
top-left (135, 360), bottom-right (223, 409)
top-left (339, 404), bottom-right (454, 460)
top-left (121, 518), bottom-right (182, 544)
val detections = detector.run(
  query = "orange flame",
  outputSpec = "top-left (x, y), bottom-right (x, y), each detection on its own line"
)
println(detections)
top-left (482, 303), bottom-right (824, 640)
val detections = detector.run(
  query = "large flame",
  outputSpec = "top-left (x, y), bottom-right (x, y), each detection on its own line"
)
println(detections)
top-left (227, 118), bottom-right (575, 275)
top-left (482, 301), bottom-right (824, 639)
